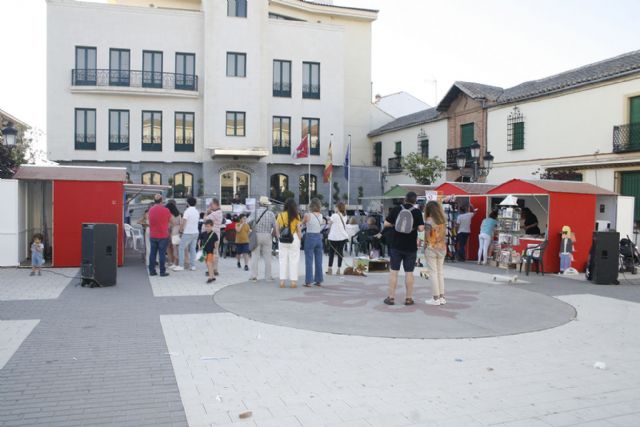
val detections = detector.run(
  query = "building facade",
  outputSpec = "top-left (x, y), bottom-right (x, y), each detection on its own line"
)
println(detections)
top-left (47, 0), bottom-right (380, 206)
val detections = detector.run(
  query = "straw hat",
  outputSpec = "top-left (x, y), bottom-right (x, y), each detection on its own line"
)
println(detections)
top-left (259, 196), bottom-right (272, 206)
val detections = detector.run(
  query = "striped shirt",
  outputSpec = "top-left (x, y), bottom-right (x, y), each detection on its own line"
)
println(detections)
top-left (252, 207), bottom-right (276, 234)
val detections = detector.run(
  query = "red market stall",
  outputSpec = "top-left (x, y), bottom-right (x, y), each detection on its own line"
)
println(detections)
top-left (435, 182), bottom-right (496, 261)
top-left (13, 165), bottom-right (126, 267)
top-left (487, 179), bottom-right (617, 273)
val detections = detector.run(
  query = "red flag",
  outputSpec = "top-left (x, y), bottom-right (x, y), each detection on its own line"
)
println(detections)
top-left (292, 134), bottom-right (309, 159)
top-left (323, 142), bottom-right (333, 183)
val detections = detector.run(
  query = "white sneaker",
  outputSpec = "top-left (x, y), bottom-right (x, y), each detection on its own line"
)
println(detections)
top-left (425, 298), bottom-right (441, 306)
top-left (440, 297), bottom-right (447, 305)
top-left (172, 265), bottom-right (184, 271)
top-left (190, 266), bottom-right (197, 271)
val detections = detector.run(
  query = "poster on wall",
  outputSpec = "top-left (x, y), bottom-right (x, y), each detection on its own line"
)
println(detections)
top-left (425, 191), bottom-right (438, 202)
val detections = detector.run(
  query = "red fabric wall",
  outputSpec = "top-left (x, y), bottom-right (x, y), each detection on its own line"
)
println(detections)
top-left (53, 181), bottom-right (124, 267)
top-left (548, 193), bottom-right (595, 273)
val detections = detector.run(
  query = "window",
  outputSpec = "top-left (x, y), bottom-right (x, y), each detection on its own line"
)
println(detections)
top-left (299, 174), bottom-right (317, 205)
top-left (142, 50), bottom-right (163, 88)
top-left (273, 60), bottom-right (291, 97)
top-left (220, 170), bottom-right (250, 205)
top-left (272, 116), bottom-right (291, 154)
top-left (109, 48), bottom-right (130, 86)
top-left (227, 0), bottom-right (247, 17)
top-left (420, 138), bottom-right (429, 158)
top-left (507, 107), bottom-right (525, 151)
top-left (302, 117), bottom-right (320, 155)
top-left (74, 46), bottom-right (96, 85)
top-left (74, 108), bottom-right (96, 150)
top-left (175, 112), bottom-right (194, 152)
top-left (226, 111), bottom-right (245, 136)
top-left (173, 172), bottom-right (193, 198)
top-left (109, 110), bottom-right (129, 151)
top-left (142, 111), bottom-right (162, 151)
top-left (226, 52), bottom-right (246, 77)
top-left (141, 171), bottom-right (162, 185)
top-left (394, 141), bottom-right (402, 157)
top-left (302, 62), bottom-right (320, 99)
top-left (175, 53), bottom-right (196, 90)
top-left (373, 141), bottom-right (382, 167)
top-left (270, 173), bottom-right (289, 202)
top-left (460, 123), bottom-right (474, 147)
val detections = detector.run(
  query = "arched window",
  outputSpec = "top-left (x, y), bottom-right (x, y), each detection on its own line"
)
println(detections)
top-left (227, 0), bottom-right (247, 17)
top-left (141, 171), bottom-right (161, 185)
top-left (299, 174), bottom-right (317, 205)
top-left (173, 172), bottom-right (193, 198)
top-left (220, 170), bottom-right (250, 205)
top-left (270, 173), bottom-right (289, 202)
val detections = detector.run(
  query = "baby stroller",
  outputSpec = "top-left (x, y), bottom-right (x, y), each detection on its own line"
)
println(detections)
top-left (619, 236), bottom-right (640, 274)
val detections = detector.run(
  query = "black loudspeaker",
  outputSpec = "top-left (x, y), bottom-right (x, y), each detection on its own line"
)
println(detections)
top-left (588, 231), bottom-right (619, 285)
top-left (81, 223), bottom-right (117, 287)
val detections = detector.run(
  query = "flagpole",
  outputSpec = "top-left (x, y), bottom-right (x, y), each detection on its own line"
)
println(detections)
top-left (329, 133), bottom-right (333, 211)
top-left (347, 134), bottom-right (351, 206)
top-left (307, 132), bottom-right (311, 204)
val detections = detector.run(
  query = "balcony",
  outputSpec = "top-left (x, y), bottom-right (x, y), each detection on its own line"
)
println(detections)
top-left (71, 69), bottom-right (199, 96)
top-left (387, 156), bottom-right (404, 174)
top-left (302, 84), bottom-right (320, 99)
top-left (273, 82), bottom-right (292, 98)
top-left (446, 147), bottom-right (473, 169)
top-left (613, 123), bottom-right (640, 153)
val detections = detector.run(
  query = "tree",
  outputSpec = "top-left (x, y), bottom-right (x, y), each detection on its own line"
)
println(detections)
top-left (197, 177), bottom-right (205, 196)
top-left (402, 153), bottom-right (445, 185)
top-left (0, 128), bottom-right (37, 179)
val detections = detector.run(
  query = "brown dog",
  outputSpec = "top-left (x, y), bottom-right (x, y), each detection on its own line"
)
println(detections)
top-left (343, 266), bottom-right (367, 277)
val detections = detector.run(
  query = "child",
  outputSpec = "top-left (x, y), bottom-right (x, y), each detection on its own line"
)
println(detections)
top-left (31, 233), bottom-right (44, 276)
top-left (235, 214), bottom-right (251, 271)
top-left (198, 219), bottom-right (218, 284)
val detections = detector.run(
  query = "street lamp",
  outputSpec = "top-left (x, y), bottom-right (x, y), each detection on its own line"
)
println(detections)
top-left (1, 123), bottom-right (17, 147)
top-left (456, 140), bottom-right (493, 182)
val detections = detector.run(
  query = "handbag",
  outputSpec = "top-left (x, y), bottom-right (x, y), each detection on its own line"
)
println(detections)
top-left (249, 208), bottom-right (269, 252)
top-left (171, 235), bottom-right (181, 245)
top-left (278, 213), bottom-right (294, 244)
top-left (198, 232), bottom-right (216, 262)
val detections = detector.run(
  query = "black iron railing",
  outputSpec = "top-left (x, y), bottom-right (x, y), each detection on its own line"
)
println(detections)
top-left (302, 84), bottom-right (320, 99)
top-left (613, 123), bottom-right (640, 153)
top-left (71, 69), bottom-right (198, 91)
top-left (273, 82), bottom-right (292, 97)
top-left (387, 156), bottom-right (403, 174)
top-left (446, 147), bottom-right (473, 169)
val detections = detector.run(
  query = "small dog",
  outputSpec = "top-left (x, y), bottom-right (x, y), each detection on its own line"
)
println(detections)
top-left (343, 266), bottom-right (367, 277)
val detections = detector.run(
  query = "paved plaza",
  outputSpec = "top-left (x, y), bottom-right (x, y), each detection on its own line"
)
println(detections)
top-left (1, 254), bottom-right (640, 426)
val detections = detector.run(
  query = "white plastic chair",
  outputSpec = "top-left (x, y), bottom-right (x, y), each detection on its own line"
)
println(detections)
top-left (125, 224), bottom-right (145, 252)
top-left (124, 223), bottom-right (134, 248)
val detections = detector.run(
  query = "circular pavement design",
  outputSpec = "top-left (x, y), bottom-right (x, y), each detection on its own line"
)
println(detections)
top-left (214, 274), bottom-right (577, 339)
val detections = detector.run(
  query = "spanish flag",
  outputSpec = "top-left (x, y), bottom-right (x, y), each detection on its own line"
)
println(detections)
top-left (323, 141), bottom-right (333, 183)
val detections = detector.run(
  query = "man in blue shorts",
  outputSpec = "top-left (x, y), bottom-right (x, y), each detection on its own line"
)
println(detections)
top-left (383, 192), bottom-right (425, 306)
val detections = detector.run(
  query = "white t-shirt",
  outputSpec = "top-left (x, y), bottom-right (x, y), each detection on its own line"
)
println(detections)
top-left (182, 206), bottom-right (200, 234)
top-left (328, 213), bottom-right (349, 241)
top-left (456, 212), bottom-right (475, 233)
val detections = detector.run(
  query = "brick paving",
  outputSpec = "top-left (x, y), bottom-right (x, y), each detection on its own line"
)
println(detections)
top-left (1, 254), bottom-right (640, 426)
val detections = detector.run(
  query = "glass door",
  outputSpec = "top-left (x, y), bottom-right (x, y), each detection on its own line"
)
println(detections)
top-left (220, 171), bottom-right (250, 205)
top-left (143, 51), bottom-right (163, 88)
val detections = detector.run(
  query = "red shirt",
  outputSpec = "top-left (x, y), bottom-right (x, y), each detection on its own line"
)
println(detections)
top-left (148, 204), bottom-right (172, 239)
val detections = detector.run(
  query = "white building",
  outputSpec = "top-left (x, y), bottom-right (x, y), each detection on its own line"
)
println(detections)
top-left (486, 50), bottom-right (640, 225)
top-left (368, 107), bottom-right (447, 192)
top-left (47, 0), bottom-right (380, 205)
top-left (373, 91), bottom-right (430, 119)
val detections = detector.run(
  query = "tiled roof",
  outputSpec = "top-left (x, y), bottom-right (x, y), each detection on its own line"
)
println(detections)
top-left (498, 50), bottom-right (640, 103)
top-left (368, 107), bottom-right (441, 137)
top-left (436, 81), bottom-right (503, 111)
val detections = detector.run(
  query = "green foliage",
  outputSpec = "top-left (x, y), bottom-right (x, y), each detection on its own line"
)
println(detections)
top-left (401, 153), bottom-right (446, 185)
top-left (197, 177), bottom-right (204, 196)
top-left (281, 190), bottom-right (295, 201)
top-left (173, 184), bottom-right (187, 198)
top-left (0, 129), bottom-right (35, 179)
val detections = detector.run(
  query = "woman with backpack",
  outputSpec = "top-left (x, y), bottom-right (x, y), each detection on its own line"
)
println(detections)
top-left (275, 198), bottom-right (302, 288)
top-left (326, 201), bottom-right (349, 276)
top-left (302, 198), bottom-right (325, 287)
top-left (424, 200), bottom-right (447, 305)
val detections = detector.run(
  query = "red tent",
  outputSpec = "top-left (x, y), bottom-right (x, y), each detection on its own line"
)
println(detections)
top-left (487, 179), bottom-right (617, 273)
top-left (435, 182), bottom-right (496, 261)
top-left (13, 165), bottom-right (126, 267)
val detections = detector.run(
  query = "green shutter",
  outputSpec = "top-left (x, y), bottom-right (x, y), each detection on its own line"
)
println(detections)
top-left (461, 123), bottom-right (474, 147)
top-left (374, 142), bottom-right (381, 166)
top-left (512, 122), bottom-right (524, 150)
top-left (630, 97), bottom-right (640, 149)
top-left (621, 172), bottom-right (640, 222)
top-left (394, 141), bottom-right (402, 156)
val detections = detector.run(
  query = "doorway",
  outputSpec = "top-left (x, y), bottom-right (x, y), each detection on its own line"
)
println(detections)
top-left (220, 170), bottom-right (250, 205)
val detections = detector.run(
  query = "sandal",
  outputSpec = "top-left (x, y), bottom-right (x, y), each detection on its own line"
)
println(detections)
top-left (383, 297), bottom-right (395, 305)
top-left (303, 283), bottom-right (312, 287)
top-left (405, 298), bottom-right (414, 306)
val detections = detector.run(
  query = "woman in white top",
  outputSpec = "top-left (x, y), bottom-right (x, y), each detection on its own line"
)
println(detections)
top-left (326, 202), bottom-right (349, 275)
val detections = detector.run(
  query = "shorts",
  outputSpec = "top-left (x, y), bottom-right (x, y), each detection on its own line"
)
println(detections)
top-left (205, 253), bottom-right (215, 263)
top-left (236, 243), bottom-right (250, 254)
top-left (389, 249), bottom-right (417, 272)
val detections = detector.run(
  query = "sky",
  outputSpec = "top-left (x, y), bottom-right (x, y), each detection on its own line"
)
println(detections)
top-left (1, 0), bottom-right (640, 143)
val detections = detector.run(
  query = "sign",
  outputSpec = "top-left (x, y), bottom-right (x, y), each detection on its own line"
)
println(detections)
top-left (218, 164), bottom-right (255, 174)
top-left (425, 191), bottom-right (438, 202)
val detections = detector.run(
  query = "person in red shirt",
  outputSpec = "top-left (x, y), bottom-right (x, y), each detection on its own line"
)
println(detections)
top-left (148, 194), bottom-right (172, 277)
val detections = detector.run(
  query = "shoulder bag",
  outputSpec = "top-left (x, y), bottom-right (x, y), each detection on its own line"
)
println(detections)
top-left (249, 209), bottom-right (268, 251)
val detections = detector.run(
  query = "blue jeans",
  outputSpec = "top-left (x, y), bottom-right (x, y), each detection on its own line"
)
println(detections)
top-left (457, 232), bottom-right (470, 260)
top-left (179, 233), bottom-right (198, 268)
top-left (304, 232), bottom-right (324, 284)
top-left (149, 237), bottom-right (169, 274)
